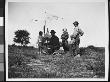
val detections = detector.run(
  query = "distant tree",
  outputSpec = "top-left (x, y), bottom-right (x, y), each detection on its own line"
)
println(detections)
top-left (13, 30), bottom-right (30, 46)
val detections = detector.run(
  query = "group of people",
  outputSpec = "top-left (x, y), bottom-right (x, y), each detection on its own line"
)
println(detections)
top-left (37, 21), bottom-right (84, 56)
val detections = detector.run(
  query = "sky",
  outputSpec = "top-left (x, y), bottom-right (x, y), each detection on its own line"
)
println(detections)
top-left (7, 0), bottom-right (108, 47)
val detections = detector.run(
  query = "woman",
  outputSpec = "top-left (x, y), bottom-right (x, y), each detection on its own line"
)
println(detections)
top-left (61, 28), bottom-right (69, 53)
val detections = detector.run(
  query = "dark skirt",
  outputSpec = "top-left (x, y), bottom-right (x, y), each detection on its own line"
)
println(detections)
top-left (62, 40), bottom-right (69, 52)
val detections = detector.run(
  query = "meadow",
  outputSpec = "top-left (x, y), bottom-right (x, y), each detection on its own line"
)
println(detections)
top-left (8, 45), bottom-right (105, 78)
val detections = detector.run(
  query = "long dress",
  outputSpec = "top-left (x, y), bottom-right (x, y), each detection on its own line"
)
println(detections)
top-left (61, 31), bottom-right (69, 52)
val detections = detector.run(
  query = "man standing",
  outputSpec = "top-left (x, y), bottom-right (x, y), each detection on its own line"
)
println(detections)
top-left (70, 21), bottom-right (84, 56)
top-left (48, 30), bottom-right (60, 54)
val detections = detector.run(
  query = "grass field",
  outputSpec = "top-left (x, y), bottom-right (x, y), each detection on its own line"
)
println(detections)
top-left (8, 45), bottom-right (105, 78)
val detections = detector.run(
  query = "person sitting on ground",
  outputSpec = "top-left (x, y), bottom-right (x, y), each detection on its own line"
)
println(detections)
top-left (37, 31), bottom-right (44, 54)
top-left (61, 28), bottom-right (69, 53)
top-left (48, 30), bottom-right (60, 54)
top-left (70, 21), bottom-right (84, 56)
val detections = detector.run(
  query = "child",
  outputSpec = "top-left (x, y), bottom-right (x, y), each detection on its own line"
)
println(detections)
top-left (37, 31), bottom-right (44, 54)
top-left (61, 28), bottom-right (69, 53)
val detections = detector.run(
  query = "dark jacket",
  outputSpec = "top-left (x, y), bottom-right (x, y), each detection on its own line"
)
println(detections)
top-left (48, 35), bottom-right (60, 53)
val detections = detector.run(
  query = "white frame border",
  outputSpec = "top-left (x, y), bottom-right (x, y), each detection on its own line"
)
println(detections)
top-left (5, 0), bottom-right (109, 81)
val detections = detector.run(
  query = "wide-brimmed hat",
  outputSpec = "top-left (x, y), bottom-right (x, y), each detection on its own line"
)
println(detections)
top-left (50, 30), bottom-right (56, 33)
top-left (73, 21), bottom-right (79, 25)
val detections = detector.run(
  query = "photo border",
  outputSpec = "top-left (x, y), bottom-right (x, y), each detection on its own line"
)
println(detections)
top-left (5, 0), bottom-right (109, 81)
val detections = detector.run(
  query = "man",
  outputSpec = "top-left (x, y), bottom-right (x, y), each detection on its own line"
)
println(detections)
top-left (48, 30), bottom-right (60, 54)
top-left (70, 21), bottom-right (84, 56)
top-left (61, 28), bottom-right (69, 53)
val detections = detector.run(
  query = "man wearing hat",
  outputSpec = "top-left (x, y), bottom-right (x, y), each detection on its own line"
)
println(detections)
top-left (48, 30), bottom-right (60, 54)
top-left (70, 21), bottom-right (84, 56)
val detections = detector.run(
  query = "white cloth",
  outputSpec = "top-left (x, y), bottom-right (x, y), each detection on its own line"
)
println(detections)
top-left (70, 26), bottom-right (84, 39)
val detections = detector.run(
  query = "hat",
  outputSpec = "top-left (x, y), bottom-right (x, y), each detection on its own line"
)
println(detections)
top-left (73, 21), bottom-right (79, 25)
top-left (50, 30), bottom-right (56, 33)
top-left (39, 31), bottom-right (43, 35)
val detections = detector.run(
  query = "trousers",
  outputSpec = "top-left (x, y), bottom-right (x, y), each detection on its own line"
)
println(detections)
top-left (69, 38), bottom-right (80, 56)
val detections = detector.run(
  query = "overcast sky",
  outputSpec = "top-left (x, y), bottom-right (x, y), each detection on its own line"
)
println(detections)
top-left (7, 0), bottom-right (108, 47)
